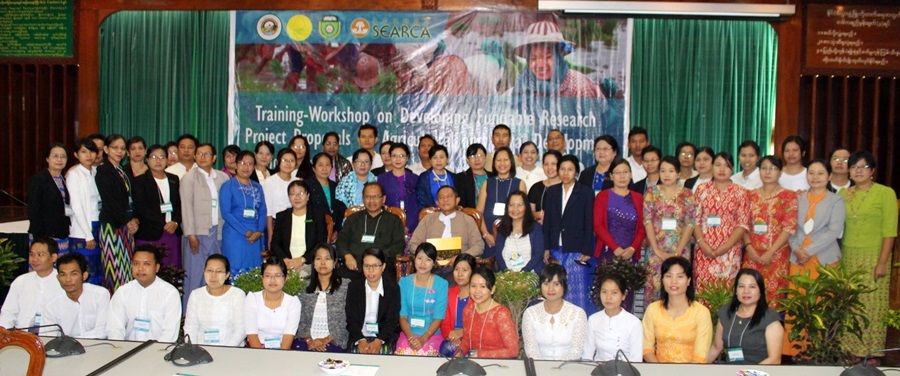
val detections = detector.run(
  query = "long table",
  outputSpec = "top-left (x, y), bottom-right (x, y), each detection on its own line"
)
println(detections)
top-left (0, 337), bottom-right (866, 375)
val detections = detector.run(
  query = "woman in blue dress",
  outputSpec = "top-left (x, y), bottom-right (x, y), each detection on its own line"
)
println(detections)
top-left (220, 150), bottom-right (267, 275)
top-left (416, 144), bottom-right (456, 210)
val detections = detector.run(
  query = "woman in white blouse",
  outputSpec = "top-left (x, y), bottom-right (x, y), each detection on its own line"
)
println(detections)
top-left (263, 148), bottom-right (299, 247)
top-left (66, 138), bottom-right (103, 285)
top-left (583, 274), bottom-right (643, 361)
top-left (522, 264), bottom-right (588, 360)
top-left (244, 257), bottom-right (301, 349)
top-left (184, 254), bottom-right (246, 346)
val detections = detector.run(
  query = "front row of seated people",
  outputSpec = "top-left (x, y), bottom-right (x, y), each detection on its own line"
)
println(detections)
top-left (1, 237), bottom-right (782, 364)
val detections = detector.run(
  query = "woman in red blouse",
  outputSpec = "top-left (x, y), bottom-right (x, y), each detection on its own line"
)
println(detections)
top-left (456, 267), bottom-right (520, 359)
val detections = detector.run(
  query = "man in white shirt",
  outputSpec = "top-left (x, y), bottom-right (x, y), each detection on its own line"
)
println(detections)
top-left (41, 252), bottom-right (109, 338)
top-left (164, 133), bottom-right (198, 179)
top-left (485, 124), bottom-right (514, 172)
top-left (353, 124), bottom-right (383, 169)
top-left (626, 127), bottom-right (649, 182)
top-left (0, 238), bottom-right (64, 330)
top-left (106, 245), bottom-right (181, 342)
top-left (409, 134), bottom-right (435, 175)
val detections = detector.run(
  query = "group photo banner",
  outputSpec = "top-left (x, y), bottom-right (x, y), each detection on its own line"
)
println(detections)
top-left (230, 10), bottom-right (631, 169)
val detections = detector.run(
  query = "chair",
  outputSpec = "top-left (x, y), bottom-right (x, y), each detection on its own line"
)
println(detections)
top-left (394, 255), bottom-right (414, 282)
top-left (459, 206), bottom-right (483, 231)
top-left (418, 206), bottom-right (438, 222)
top-left (0, 327), bottom-right (45, 376)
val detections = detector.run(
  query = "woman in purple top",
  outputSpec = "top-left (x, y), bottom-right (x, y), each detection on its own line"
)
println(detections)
top-left (378, 142), bottom-right (420, 233)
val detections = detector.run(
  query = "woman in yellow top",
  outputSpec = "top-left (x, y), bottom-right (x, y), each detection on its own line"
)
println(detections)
top-left (840, 151), bottom-right (897, 361)
top-left (642, 256), bottom-right (712, 363)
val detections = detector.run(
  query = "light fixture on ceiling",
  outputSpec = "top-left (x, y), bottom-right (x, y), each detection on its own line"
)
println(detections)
top-left (539, 1), bottom-right (796, 18)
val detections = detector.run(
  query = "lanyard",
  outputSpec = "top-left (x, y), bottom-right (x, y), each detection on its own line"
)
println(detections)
top-left (726, 313), bottom-right (750, 348)
top-left (364, 211), bottom-right (383, 235)
top-left (493, 178), bottom-right (513, 207)
top-left (468, 300), bottom-right (494, 352)
top-left (409, 275), bottom-right (433, 319)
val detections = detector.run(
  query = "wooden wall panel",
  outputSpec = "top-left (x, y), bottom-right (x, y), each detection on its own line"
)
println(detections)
top-left (0, 64), bottom-right (78, 208)
top-left (798, 74), bottom-right (899, 192)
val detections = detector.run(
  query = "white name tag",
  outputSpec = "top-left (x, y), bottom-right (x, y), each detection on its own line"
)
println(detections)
top-left (507, 251), bottom-right (525, 269)
top-left (726, 347), bottom-right (745, 362)
top-left (211, 198), bottom-right (218, 209)
top-left (33, 313), bottom-right (41, 326)
top-left (803, 219), bottom-right (814, 234)
top-left (203, 329), bottom-right (221, 344)
top-left (160, 202), bottom-right (174, 214)
top-left (410, 317), bottom-right (426, 328)
top-left (661, 218), bottom-right (677, 231)
top-left (365, 322), bottom-right (379, 334)
top-left (753, 222), bottom-right (768, 234)
top-left (707, 216), bottom-right (721, 227)
top-left (264, 336), bottom-right (281, 349)
top-left (134, 318), bottom-right (151, 333)
top-left (399, 200), bottom-right (405, 210)
top-left (243, 208), bottom-right (257, 218)
top-left (492, 203), bottom-right (506, 216)
top-left (64, 205), bottom-right (74, 217)
top-left (361, 234), bottom-right (375, 244)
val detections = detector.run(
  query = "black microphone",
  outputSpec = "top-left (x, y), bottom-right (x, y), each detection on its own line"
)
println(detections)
top-left (840, 347), bottom-right (900, 376)
top-left (592, 349), bottom-right (641, 376)
top-left (0, 189), bottom-right (28, 207)
top-left (164, 334), bottom-right (212, 367)
top-left (12, 323), bottom-right (85, 357)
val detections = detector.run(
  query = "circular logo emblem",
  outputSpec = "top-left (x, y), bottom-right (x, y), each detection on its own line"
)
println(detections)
top-left (350, 18), bottom-right (370, 38)
top-left (256, 14), bottom-right (282, 41)
top-left (285, 15), bottom-right (313, 41)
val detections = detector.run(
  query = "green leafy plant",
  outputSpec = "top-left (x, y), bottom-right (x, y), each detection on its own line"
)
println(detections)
top-left (777, 264), bottom-right (873, 365)
top-left (493, 270), bottom-right (540, 333)
top-left (696, 278), bottom-right (733, 327)
top-left (886, 309), bottom-right (900, 333)
top-left (0, 238), bottom-right (25, 286)
top-left (233, 267), bottom-right (307, 296)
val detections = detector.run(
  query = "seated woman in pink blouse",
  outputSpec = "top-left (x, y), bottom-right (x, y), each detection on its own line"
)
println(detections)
top-left (456, 267), bottom-right (519, 358)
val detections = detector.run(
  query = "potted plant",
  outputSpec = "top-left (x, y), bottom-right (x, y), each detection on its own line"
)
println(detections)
top-left (591, 257), bottom-right (651, 308)
top-left (696, 278), bottom-right (733, 327)
top-left (777, 264), bottom-right (873, 365)
top-left (493, 270), bottom-right (540, 332)
top-left (0, 238), bottom-right (25, 287)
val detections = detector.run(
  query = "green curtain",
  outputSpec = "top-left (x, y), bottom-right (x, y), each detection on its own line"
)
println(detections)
top-left (99, 11), bottom-right (230, 149)
top-left (630, 19), bottom-right (777, 161)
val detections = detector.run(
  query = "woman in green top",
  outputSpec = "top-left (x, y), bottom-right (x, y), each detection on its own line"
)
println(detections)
top-left (840, 150), bottom-right (897, 362)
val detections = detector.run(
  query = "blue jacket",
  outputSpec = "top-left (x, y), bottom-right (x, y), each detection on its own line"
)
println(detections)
top-left (541, 183), bottom-right (595, 255)
top-left (488, 222), bottom-right (546, 274)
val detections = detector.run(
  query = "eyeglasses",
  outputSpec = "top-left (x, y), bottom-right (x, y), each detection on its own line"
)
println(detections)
top-left (280, 158), bottom-right (296, 163)
top-left (149, 155), bottom-right (167, 161)
top-left (832, 157), bottom-right (849, 163)
top-left (291, 144), bottom-right (307, 150)
top-left (323, 142), bottom-right (339, 147)
top-left (197, 152), bottom-right (213, 157)
top-left (362, 264), bottom-right (383, 270)
top-left (467, 153), bottom-right (485, 159)
top-left (391, 154), bottom-right (407, 159)
top-left (238, 161), bottom-right (254, 166)
top-left (263, 273), bottom-right (285, 279)
top-left (48, 154), bottom-right (67, 160)
top-left (354, 160), bottom-right (371, 165)
top-left (850, 165), bottom-right (871, 171)
top-left (679, 152), bottom-right (694, 157)
top-left (289, 192), bottom-right (309, 197)
top-left (611, 170), bottom-right (630, 176)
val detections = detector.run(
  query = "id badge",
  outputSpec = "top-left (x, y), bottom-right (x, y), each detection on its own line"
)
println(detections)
top-left (64, 205), bottom-right (74, 217)
top-left (203, 329), bottom-right (221, 344)
top-left (508, 252), bottom-right (525, 269)
top-left (243, 208), bottom-right (257, 219)
top-left (264, 336), bottom-right (281, 349)
top-left (134, 318), bottom-right (151, 333)
top-left (707, 216), bottom-right (722, 227)
top-left (33, 313), bottom-right (41, 326)
top-left (361, 234), bottom-right (375, 243)
top-left (753, 222), bottom-right (768, 234)
top-left (160, 202), bottom-right (174, 214)
top-left (492, 203), bottom-right (506, 216)
top-left (410, 317), bottom-right (426, 328)
top-left (803, 219), bottom-right (814, 234)
top-left (400, 200), bottom-right (405, 210)
top-left (661, 218), bottom-right (677, 231)
top-left (365, 322), bottom-right (379, 334)
top-left (726, 347), bottom-right (745, 362)
top-left (211, 198), bottom-right (218, 209)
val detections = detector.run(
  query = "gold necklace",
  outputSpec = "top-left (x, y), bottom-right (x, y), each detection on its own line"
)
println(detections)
top-left (849, 186), bottom-right (871, 219)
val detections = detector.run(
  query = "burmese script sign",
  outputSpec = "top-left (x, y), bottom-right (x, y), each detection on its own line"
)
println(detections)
top-left (805, 4), bottom-right (900, 73)
top-left (0, 0), bottom-right (74, 58)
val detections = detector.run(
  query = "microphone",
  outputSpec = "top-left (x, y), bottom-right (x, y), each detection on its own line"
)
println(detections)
top-left (0, 189), bottom-right (28, 207)
top-left (12, 323), bottom-right (85, 357)
top-left (592, 349), bottom-right (641, 376)
top-left (164, 334), bottom-right (212, 367)
top-left (839, 347), bottom-right (900, 376)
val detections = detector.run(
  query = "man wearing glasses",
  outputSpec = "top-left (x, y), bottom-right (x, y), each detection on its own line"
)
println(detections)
top-left (336, 183), bottom-right (405, 280)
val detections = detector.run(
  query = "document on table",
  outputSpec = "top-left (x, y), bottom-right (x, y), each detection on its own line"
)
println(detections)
top-left (342, 364), bottom-right (379, 376)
